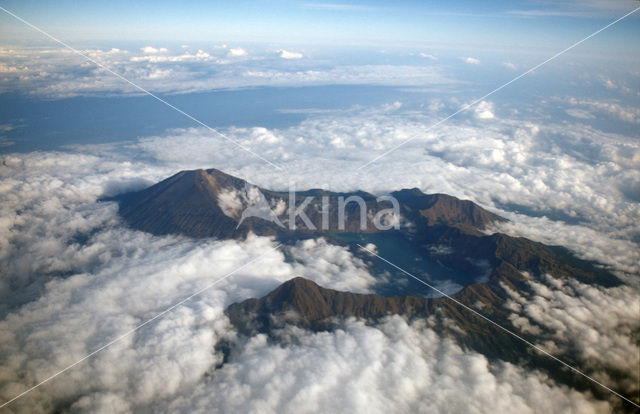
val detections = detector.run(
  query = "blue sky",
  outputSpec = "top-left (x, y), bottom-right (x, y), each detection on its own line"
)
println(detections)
top-left (1, 0), bottom-right (639, 54)
top-left (0, 0), bottom-right (638, 150)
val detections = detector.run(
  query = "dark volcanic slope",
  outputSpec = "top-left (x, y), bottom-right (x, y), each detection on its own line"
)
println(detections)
top-left (226, 277), bottom-right (519, 359)
top-left (113, 168), bottom-right (621, 289)
top-left (228, 276), bottom-right (432, 328)
top-left (393, 188), bottom-right (502, 230)
top-left (225, 277), bottom-right (636, 411)
top-left (113, 167), bottom-right (506, 239)
top-left (114, 169), bottom-right (246, 238)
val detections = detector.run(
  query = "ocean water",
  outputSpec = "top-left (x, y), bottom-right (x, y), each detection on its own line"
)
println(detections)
top-left (0, 85), bottom-right (427, 153)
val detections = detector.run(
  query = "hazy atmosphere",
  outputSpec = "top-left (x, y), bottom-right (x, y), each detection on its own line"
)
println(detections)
top-left (0, 1), bottom-right (639, 413)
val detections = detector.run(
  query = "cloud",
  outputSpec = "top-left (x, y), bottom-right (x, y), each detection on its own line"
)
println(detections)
top-left (0, 149), bottom-right (383, 315)
top-left (419, 52), bottom-right (438, 60)
top-left (239, 65), bottom-right (452, 88)
top-left (464, 57), bottom-right (480, 65)
top-left (503, 62), bottom-right (517, 71)
top-left (599, 77), bottom-right (634, 95)
top-left (227, 48), bottom-right (248, 57)
top-left (279, 50), bottom-right (304, 59)
top-left (127, 100), bottom-right (640, 281)
top-left (0, 46), bottom-right (454, 98)
top-left (167, 317), bottom-right (610, 414)
top-left (141, 46), bottom-right (168, 54)
top-left (0, 123), bottom-right (15, 148)
top-left (503, 274), bottom-right (640, 396)
top-left (217, 187), bottom-right (245, 218)
top-left (474, 100), bottom-right (495, 119)
top-left (507, 9), bottom-right (593, 18)
top-left (130, 49), bottom-right (213, 63)
top-left (0, 149), bottom-right (386, 412)
top-left (1, 147), bottom-right (608, 412)
top-left (565, 108), bottom-right (595, 119)
top-left (288, 238), bottom-right (376, 293)
top-left (381, 101), bottom-right (402, 112)
top-left (0, 231), bottom-right (288, 412)
top-left (567, 97), bottom-right (640, 124)
top-left (0, 82), bottom-right (639, 411)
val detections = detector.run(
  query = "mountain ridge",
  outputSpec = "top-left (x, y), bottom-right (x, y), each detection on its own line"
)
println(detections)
top-left (109, 168), bottom-right (631, 409)
top-left (111, 167), bottom-right (621, 289)
top-left (224, 276), bottom-right (637, 411)
top-left (112, 167), bottom-right (506, 239)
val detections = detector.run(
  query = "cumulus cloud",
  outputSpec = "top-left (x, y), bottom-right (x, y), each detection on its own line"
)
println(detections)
top-left (127, 100), bottom-right (640, 281)
top-left (464, 57), bottom-right (480, 65)
top-left (419, 52), bottom-right (438, 60)
top-left (0, 69), bottom-right (639, 412)
top-left (0, 149), bottom-right (384, 312)
top-left (565, 108), bottom-right (595, 119)
top-left (503, 275), bottom-right (640, 396)
top-left (279, 49), bottom-right (303, 59)
top-left (239, 65), bottom-right (452, 88)
top-left (140, 46), bottom-right (168, 54)
top-left (217, 187), bottom-right (245, 218)
top-left (0, 146), bottom-right (610, 412)
top-left (504, 62), bottom-right (517, 70)
top-left (0, 149), bottom-right (386, 412)
top-left (0, 123), bottom-right (15, 147)
top-left (0, 232), bottom-right (288, 413)
top-left (288, 238), bottom-right (376, 293)
top-left (167, 317), bottom-right (610, 414)
top-left (130, 49), bottom-right (213, 63)
top-left (567, 97), bottom-right (640, 124)
top-left (227, 47), bottom-right (248, 57)
top-left (474, 100), bottom-right (495, 119)
top-left (0, 46), bottom-right (454, 98)
top-left (596, 76), bottom-right (635, 95)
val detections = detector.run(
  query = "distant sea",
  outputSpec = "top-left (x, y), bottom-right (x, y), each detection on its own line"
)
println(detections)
top-left (0, 85), bottom-right (426, 153)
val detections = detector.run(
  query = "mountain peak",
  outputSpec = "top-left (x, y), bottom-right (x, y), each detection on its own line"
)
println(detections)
top-left (226, 277), bottom-right (427, 334)
top-left (392, 189), bottom-right (505, 229)
top-left (113, 167), bottom-right (505, 239)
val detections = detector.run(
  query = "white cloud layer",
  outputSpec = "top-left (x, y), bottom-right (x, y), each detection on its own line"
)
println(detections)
top-left (141, 46), bottom-right (168, 54)
top-left (166, 317), bottom-right (610, 414)
top-left (567, 97), bottom-right (640, 124)
top-left (503, 274), bottom-right (640, 396)
top-left (0, 150), bottom-right (385, 412)
top-left (474, 100), bottom-right (495, 119)
top-left (128, 102), bottom-right (640, 280)
top-left (0, 76), bottom-right (638, 411)
top-left (279, 49), bottom-right (303, 59)
top-left (227, 47), bottom-right (248, 57)
top-left (0, 148), bottom-right (617, 413)
top-left (0, 47), bottom-right (452, 97)
top-left (419, 52), bottom-right (438, 60)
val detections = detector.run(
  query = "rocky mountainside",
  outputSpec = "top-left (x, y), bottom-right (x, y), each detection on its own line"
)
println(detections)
top-left (225, 276), bottom-right (636, 411)
top-left (112, 168), bottom-right (631, 409)
top-left (112, 168), bottom-right (620, 288)
top-left (112, 168), bottom-right (506, 238)
top-left (226, 276), bottom-right (502, 335)
top-left (226, 276), bottom-right (532, 366)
